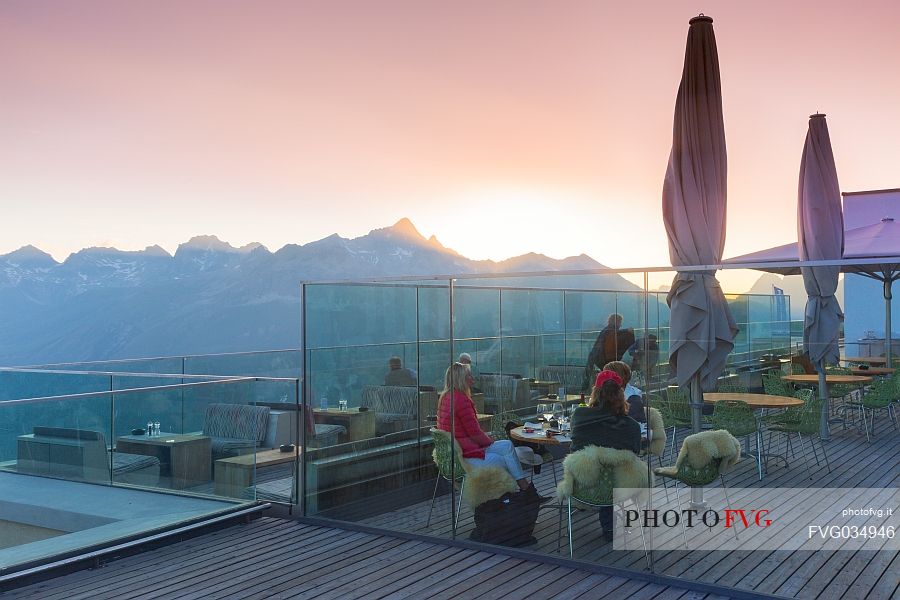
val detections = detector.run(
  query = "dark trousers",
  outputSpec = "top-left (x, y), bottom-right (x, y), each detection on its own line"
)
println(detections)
top-left (598, 506), bottom-right (614, 533)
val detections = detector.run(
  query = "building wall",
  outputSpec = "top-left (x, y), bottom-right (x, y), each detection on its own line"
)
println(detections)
top-left (842, 189), bottom-right (900, 352)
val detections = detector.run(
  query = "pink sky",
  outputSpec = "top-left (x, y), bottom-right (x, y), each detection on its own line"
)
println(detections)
top-left (1, 1), bottom-right (899, 268)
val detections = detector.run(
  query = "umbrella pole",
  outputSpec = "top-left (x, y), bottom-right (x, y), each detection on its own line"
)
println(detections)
top-left (690, 376), bottom-right (705, 507)
top-left (885, 280), bottom-right (893, 368)
top-left (818, 365), bottom-right (830, 442)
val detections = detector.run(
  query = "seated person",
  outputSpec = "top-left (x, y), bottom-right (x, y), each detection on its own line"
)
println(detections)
top-left (457, 352), bottom-right (481, 392)
top-left (602, 360), bottom-right (645, 422)
top-left (437, 362), bottom-right (548, 503)
top-left (569, 370), bottom-right (642, 541)
top-left (384, 356), bottom-right (418, 386)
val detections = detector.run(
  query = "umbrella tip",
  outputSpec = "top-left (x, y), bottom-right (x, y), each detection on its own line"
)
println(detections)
top-left (810, 112), bottom-right (826, 119)
top-left (689, 13), bottom-right (713, 24)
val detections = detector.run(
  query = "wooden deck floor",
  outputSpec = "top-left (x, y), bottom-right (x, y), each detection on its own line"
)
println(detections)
top-left (5, 517), bottom-right (743, 600)
top-left (335, 424), bottom-right (900, 600)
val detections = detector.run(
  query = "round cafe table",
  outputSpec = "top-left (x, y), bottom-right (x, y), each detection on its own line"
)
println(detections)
top-left (703, 392), bottom-right (804, 409)
top-left (848, 367), bottom-right (895, 376)
top-left (782, 374), bottom-right (873, 386)
top-left (509, 425), bottom-right (571, 446)
top-left (842, 356), bottom-right (887, 366)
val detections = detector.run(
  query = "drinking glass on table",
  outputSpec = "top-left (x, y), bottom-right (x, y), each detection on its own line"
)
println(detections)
top-left (552, 402), bottom-right (565, 423)
top-left (536, 403), bottom-right (549, 420)
top-left (541, 404), bottom-right (555, 423)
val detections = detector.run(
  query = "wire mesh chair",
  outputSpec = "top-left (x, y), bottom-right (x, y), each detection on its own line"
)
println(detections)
top-left (766, 395), bottom-right (831, 478)
top-left (844, 379), bottom-right (898, 442)
top-left (709, 400), bottom-right (763, 480)
top-left (654, 430), bottom-right (739, 548)
top-left (658, 387), bottom-right (693, 461)
top-left (427, 428), bottom-right (466, 527)
top-left (557, 456), bottom-right (649, 566)
top-left (763, 372), bottom-right (794, 397)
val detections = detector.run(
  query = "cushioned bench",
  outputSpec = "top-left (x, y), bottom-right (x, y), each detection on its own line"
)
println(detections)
top-left (203, 403), bottom-right (271, 460)
top-left (17, 427), bottom-right (160, 487)
top-left (360, 385), bottom-right (419, 435)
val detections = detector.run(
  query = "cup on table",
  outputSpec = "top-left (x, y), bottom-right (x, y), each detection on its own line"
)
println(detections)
top-left (339, 399), bottom-right (348, 412)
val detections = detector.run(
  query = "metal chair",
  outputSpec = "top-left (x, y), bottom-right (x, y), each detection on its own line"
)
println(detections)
top-left (766, 395), bottom-right (831, 478)
top-left (557, 453), bottom-right (649, 567)
top-left (658, 387), bottom-right (693, 461)
top-left (427, 428), bottom-right (466, 528)
top-left (709, 400), bottom-right (764, 480)
top-left (763, 372), bottom-right (794, 397)
top-left (654, 452), bottom-right (736, 549)
top-left (844, 379), bottom-right (898, 442)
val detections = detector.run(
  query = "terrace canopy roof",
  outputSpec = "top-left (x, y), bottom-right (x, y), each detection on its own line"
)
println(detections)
top-left (725, 217), bottom-right (900, 282)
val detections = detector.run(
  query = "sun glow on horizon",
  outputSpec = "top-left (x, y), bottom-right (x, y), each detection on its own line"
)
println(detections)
top-left (416, 185), bottom-right (597, 262)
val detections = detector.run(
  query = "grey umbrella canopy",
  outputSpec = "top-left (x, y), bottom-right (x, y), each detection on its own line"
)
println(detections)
top-left (662, 15), bottom-right (738, 431)
top-left (797, 113), bottom-right (844, 440)
top-left (726, 218), bottom-right (900, 368)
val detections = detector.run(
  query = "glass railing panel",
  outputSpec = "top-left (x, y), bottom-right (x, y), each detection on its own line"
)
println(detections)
top-left (21, 356), bottom-right (185, 375)
top-left (302, 282), bottom-right (450, 541)
top-left (184, 350), bottom-right (302, 378)
top-left (0, 369), bottom-right (112, 401)
top-left (0, 378), bottom-right (279, 575)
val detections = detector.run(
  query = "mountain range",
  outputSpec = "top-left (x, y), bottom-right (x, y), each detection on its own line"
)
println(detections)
top-left (0, 219), bottom-right (634, 366)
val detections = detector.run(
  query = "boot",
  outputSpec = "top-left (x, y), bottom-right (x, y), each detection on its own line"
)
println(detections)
top-left (524, 482), bottom-right (553, 504)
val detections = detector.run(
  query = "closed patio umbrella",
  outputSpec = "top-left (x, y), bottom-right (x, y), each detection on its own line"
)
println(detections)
top-left (798, 113), bottom-right (844, 440)
top-left (662, 15), bottom-right (738, 437)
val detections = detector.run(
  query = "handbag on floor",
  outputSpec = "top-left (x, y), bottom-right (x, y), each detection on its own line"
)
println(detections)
top-left (469, 490), bottom-right (541, 547)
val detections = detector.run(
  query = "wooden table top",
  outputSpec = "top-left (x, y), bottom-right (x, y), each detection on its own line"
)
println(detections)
top-left (509, 425), bottom-right (571, 445)
top-left (703, 393), bottom-right (804, 409)
top-left (216, 447), bottom-right (298, 467)
top-left (849, 367), bottom-right (895, 376)
top-left (117, 433), bottom-right (209, 446)
top-left (843, 356), bottom-right (887, 365)
top-left (782, 374), bottom-right (874, 385)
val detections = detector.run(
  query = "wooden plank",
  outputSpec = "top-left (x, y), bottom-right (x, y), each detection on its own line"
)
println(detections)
top-left (432, 555), bottom-right (551, 598)
top-left (286, 542), bottom-right (459, 600)
top-left (72, 524), bottom-right (364, 600)
top-left (308, 546), bottom-right (472, 599)
top-left (367, 550), bottom-right (506, 599)
top-left (863, 550), bottom-right (900, 600)
top-left (425, 561), bottom-right (556, 600)
top-left (192, 534), bottom-right (403, 599)
top-left (1, 520), bottom-right (299, 599)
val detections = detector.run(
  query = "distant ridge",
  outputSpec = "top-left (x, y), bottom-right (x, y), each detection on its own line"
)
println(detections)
top-left (0, 218), bottom-right (633, 365)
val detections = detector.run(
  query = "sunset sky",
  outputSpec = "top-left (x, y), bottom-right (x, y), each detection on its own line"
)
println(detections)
top-left (2, 1), bottom-right (899, 270)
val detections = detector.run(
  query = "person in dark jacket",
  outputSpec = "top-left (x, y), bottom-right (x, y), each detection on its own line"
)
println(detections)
top-left (569, 369), bottom-right (642, 541)
top-left (582, 313), bottom-right (635, 392)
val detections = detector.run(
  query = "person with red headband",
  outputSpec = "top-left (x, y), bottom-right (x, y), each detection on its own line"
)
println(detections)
top-left (569, 367), bottom-right (643, 542)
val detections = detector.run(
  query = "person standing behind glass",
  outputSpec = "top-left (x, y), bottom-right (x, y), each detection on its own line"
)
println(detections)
top-left (583, 313), bottom-right (634, 391)
top-left (569, 370), bottom-right (642, 542)
top-left (627, 334), bottom-right (659, 384)
top-left (384, 356), bottom-right (417, 386)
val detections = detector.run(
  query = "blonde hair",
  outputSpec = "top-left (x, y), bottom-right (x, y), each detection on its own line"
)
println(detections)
top-left (602, 360), bottom-right (632, 385)
top-left (440, 362), bottom-right (472, 400)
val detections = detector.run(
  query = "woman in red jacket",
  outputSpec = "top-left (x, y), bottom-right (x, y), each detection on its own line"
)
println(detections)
top-left (437, 362), bottom-right (545, 501)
